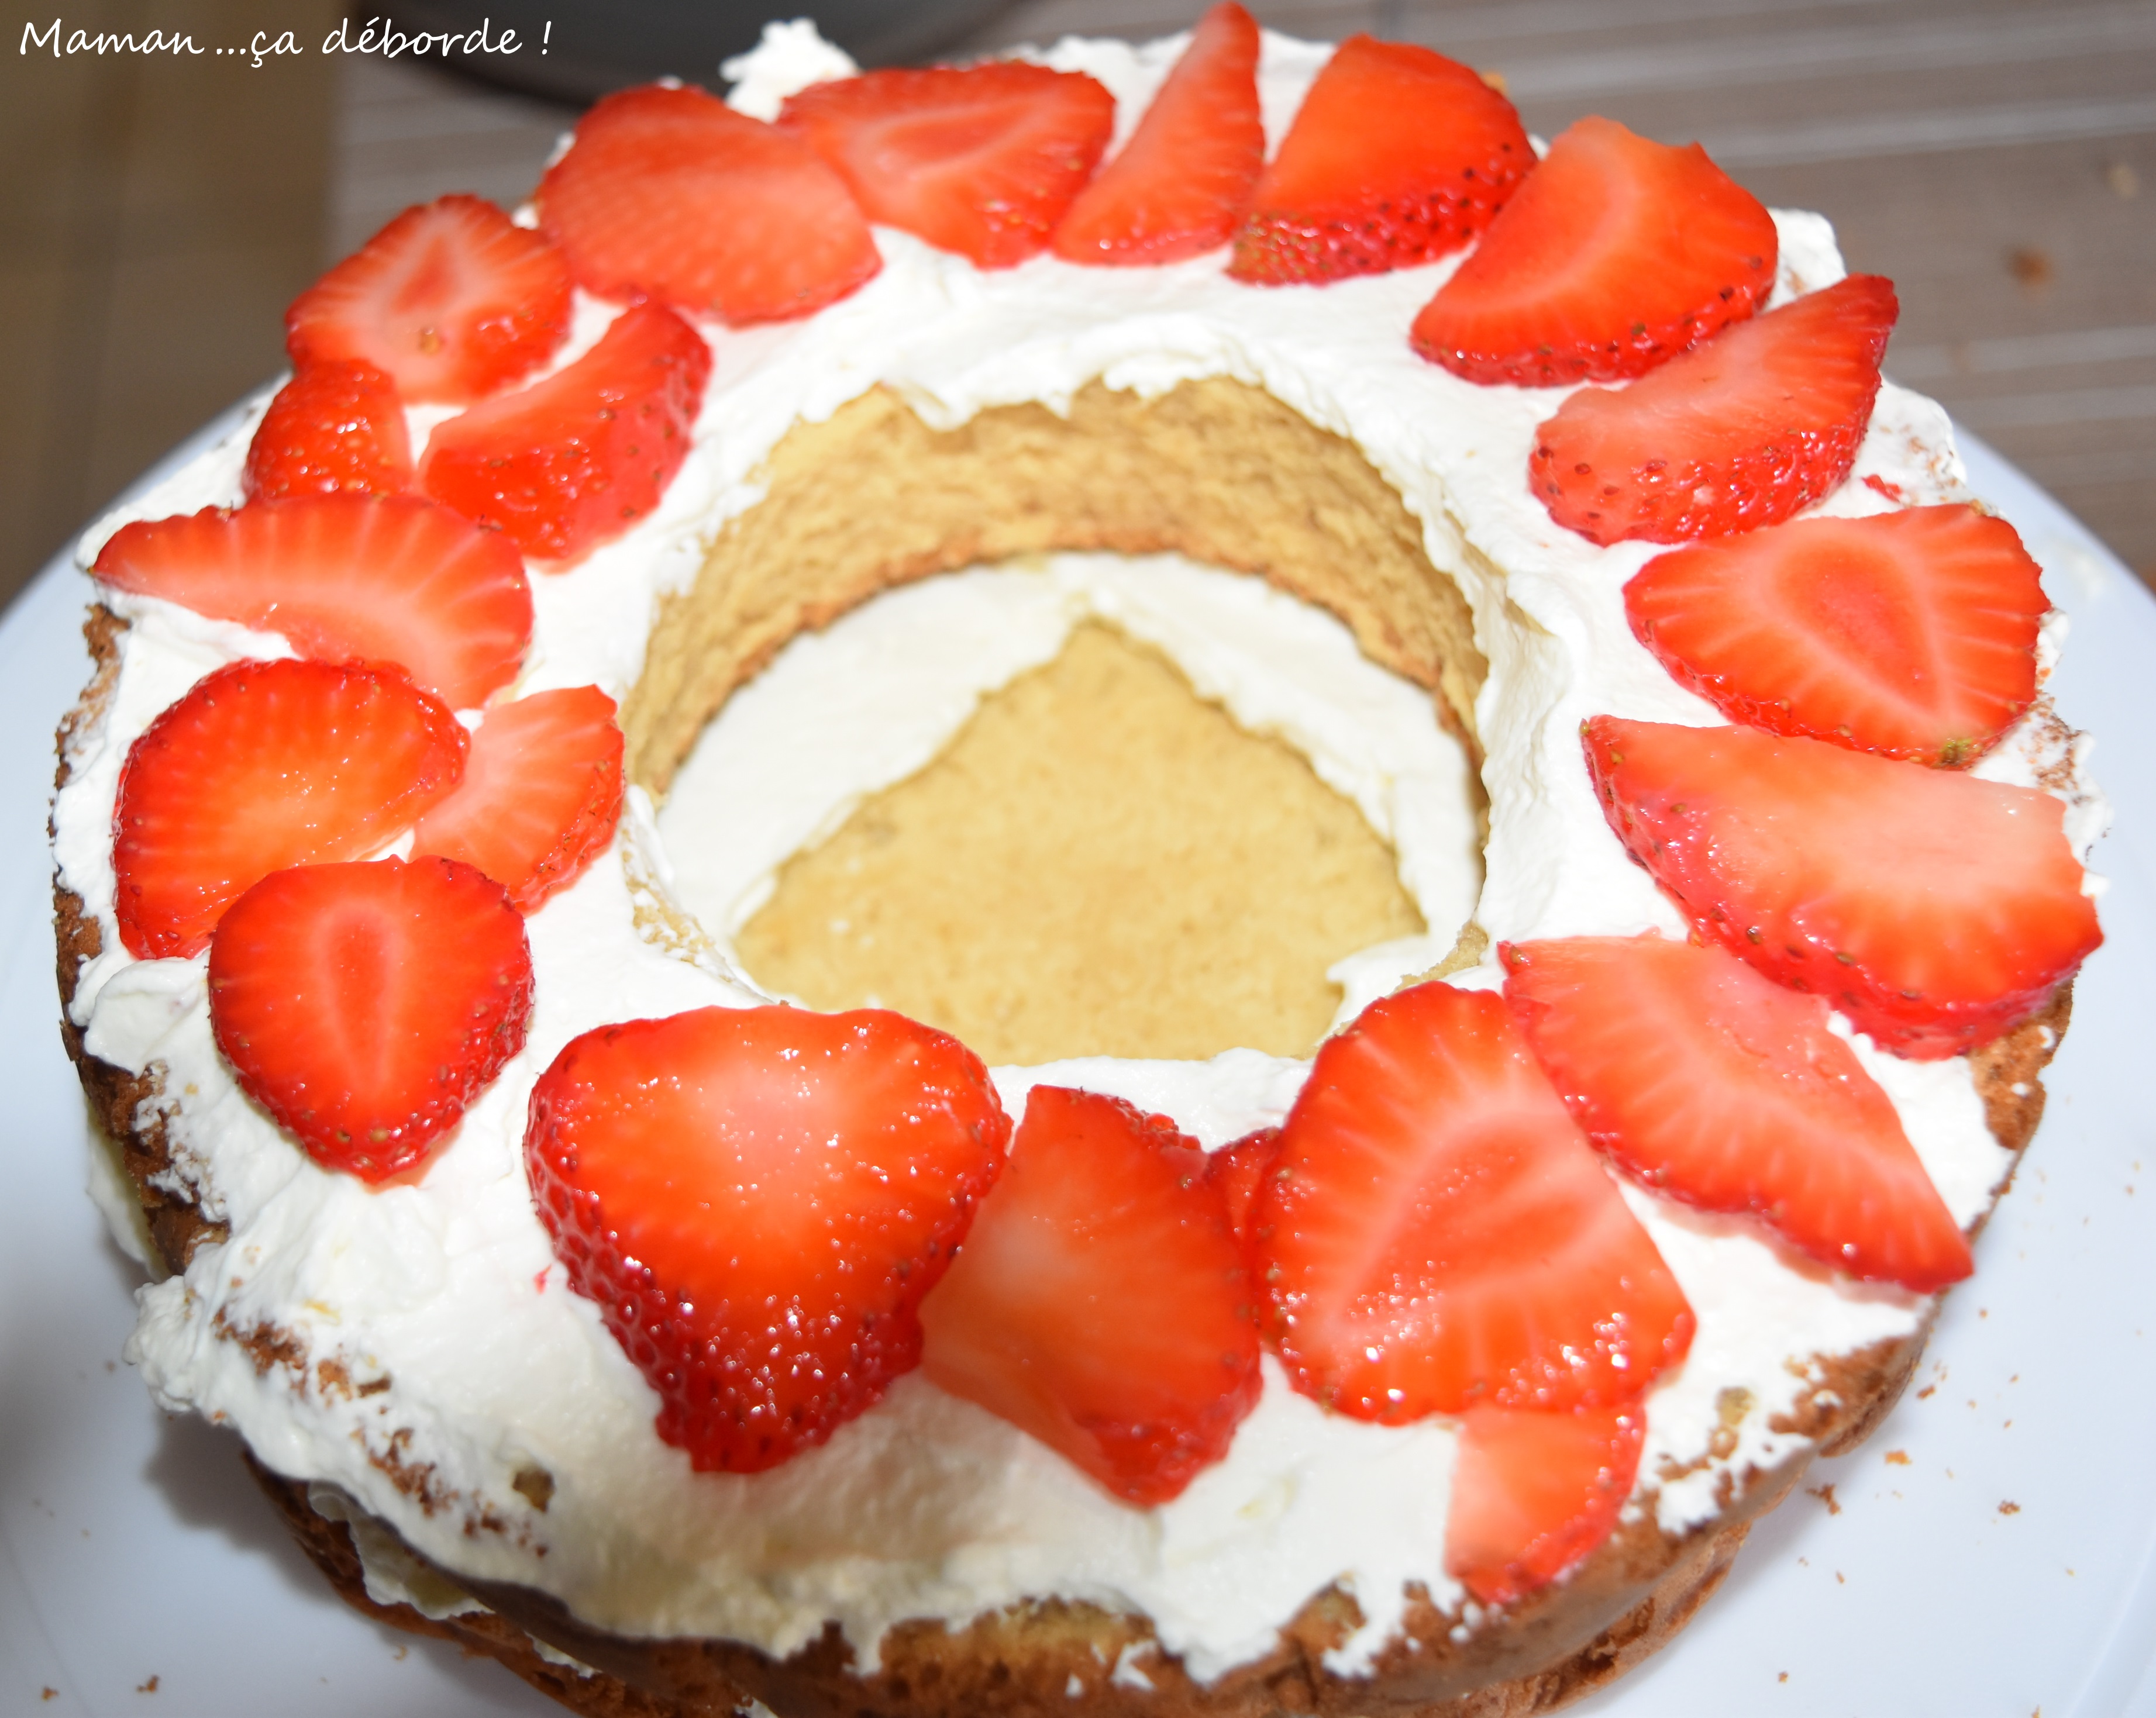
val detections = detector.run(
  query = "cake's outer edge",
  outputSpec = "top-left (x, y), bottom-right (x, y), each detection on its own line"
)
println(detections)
top-left (54, 591), bottom-right (2069, 1714)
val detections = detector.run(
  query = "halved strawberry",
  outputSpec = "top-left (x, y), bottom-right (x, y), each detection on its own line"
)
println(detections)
top-left (243, 360), bottom-right (414, 501)
top-left (1444, 1400), bottom-right (1645, 1607)
top-left (1503, 935), bottom-right (1973, 1289)
top-left (1583, 716), bottom-right (2101, 1058)
top-left (412, 685), bottom-right (625, 912)
top-left (113, 658), bottom-right (467, 960)
top-left (1410, 115), bottom-right (1776, 386)
top-left (419, 301), bottom-right (711, 563)
top-left (525, 1006), bottom-right (1008, 1473)
top-left (1624, 506), bottom-right (2048, 767)
top-left (1256, 983), bottom-right (1693, 1420)
top-left (779, 62), bottom-right (1115, 269)
top-left (1531, 274), bottom-right (1897, 546)
top-left (1228, 36), bottom-right (1531, 285)
top-left (539, 82), bottom-right (880, 325)
top-left (919, 1087), bottom-right (1261, 1505)
top-left (286, 194), bottom-right (572, 406)
top-left (1051, 3), bottom-right (1263, 266)
top-left (92, 494), bottom-right (531, 710)
top-left (1205, 1124), bottom-right (1282, 1251)
top-left (208, 857), bottom-right (532, 1181)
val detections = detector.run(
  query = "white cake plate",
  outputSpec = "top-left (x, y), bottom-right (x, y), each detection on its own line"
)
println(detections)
top-left (1, 404), bottom-right (2151, 1718)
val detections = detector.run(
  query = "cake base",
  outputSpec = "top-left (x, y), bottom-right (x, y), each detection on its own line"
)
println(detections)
top-left (54, 364), bottom-right (2075, 1715)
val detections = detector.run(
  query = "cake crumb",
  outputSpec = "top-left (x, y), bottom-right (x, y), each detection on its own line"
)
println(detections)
top-left (1779, 1672), bottom-right (1789, 1683)
top-left (41, 1692), bottom-right (56, 1703)
top-left (2000, 1500), bottom-right (2021, 1515)
top-left (1917, 1385), bottom-right (1936, 1399)
top-left (1884, 1450), bottom-right (1910, 1465)
top-left (1835, 1571), bottom-right (1845, 1585)
top-left (1807, 1483), bottom-right (1840, 1516)
top-left (136, 1674), bottom-right (160, 1693)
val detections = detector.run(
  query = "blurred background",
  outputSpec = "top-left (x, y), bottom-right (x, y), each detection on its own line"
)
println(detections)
top-left (5, 0), bottom-right (2153, 614)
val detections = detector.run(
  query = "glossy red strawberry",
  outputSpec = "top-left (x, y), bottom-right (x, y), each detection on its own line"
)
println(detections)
top-left (780, 62), bottom-right (1115, 269)
top-left (420, 301), bottom-right (711, 563)
top-left (1052, 4), bottom-right (1263, 266)
top-left (1532, 274), bottom-right (1898, 546)
top-left (525, 1006), bottom-right (1009, 1473)
top-left (243, 360), bottom-right (414, 501)
top-left (919, 1087), bottom-right (1261, 1504)
top-left (286, 194), bottom-right (572, 405)
top-left (1205, 1124), bottom-right (1282, 1251)
top-left (1503, 935), bottom-right (1973, 1289)
top-left (1625, 505), bottom-right (2048, 767)
top-left (113, 658), bottom-right (467, 960)
top-left (92, 494), bottom-right (531, 710)
top-left (1444, 1400), bottom-right (1645, 1607)
top-left (1256, 983), bottom-right (1693, 1419)
top-left (1411, 116), bottom-right (1776, 386)
top-left (412, 685), bottom-right (625, 912)
top-left (539, 82), bottom-right (880, 324)
top-left (1584, 716), bottom-right (2101, 1058)
top-left (1228, 36), bottom-right (1531, 284)
top-left (208, 857), bottom-right (532, 1181)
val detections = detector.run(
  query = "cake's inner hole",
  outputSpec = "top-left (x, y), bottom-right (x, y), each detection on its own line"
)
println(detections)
top-left (657, 556), bottom-right (1482, 1067)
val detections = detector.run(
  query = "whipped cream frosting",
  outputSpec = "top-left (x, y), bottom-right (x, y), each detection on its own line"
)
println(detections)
top-left (51, 22), bottom-right (2106, 1686)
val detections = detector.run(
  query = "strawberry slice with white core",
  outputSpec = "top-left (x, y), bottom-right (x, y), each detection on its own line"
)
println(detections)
top-left (412, 685), bottom-right (625, 913)
top-left (1624, 505), bottom-right (2048, 767)
top-left (1444, 1400), bottom-right (1645, 1607)
top-left (286, 194), bottom-right (573, 406)
top-left (1256, 983), bottom-right (1694, 1419)
top-left (1411, 115), bottom-right (1777, 387)
top-left (918, 1087), bottom-right (1262, 1505)
top-left (1531, 273), bottom-right (1899, 546)
top-left (539, 82), bottom-right (881, 324)
top-left (113, 658), bottom-right (467, 960)
top-left (208, 857), bottom-right (532, 1182)
top-left (1051, 3), bottom-right (1263, 266)
top-left (1584, 716), bottom-right (2101, 1059)
top-left (92, 494), bottom-right (532, 710)
top-left (524, 1006), bottom-right (1008, 1474)
top-left (1503, 935), bottom-right (1974, 1289)
top-left (1228, 36), bottom-right (1532, 285)
top-left (420, 300), bottom-right (711, 563)
top-left (243, 359), bottom-right (415, 501)
top-left (780, 62), bottom-right (1115, 270)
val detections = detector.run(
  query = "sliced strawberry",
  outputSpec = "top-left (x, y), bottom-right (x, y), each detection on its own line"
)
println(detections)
top-left (780, 62), bottom-right (1115, 269)
top-left (1531, 274), bottom-right (1897, 546)
top-left (1205, 1124), bottom-right (1282, 1251)
top-left (208, 857), bottom-right (532, 1181)
top-left (412, 685), bottom-right (625, 913)
top-left (1503, 935), bottom-right (1973, 1289)
top-left (1228, 36), bottom-right (1531, 285)
top-left (243, 360), bottom-right (414, 501)
top-left (1584, 716), bottom-right (2101, 1058)
top-left (1256, 983), bottom-right (1693, 1420)
top-left (525, 1006), bottom-right (1008, 1473)
top-left (91, 494), bottom-right (531, 710)
top-left (1051, 4), bottom-right (1263, 266)
top-left (1444, 1400), bottom-right (1645, 1607)
top-left (539, 82), bottom-right (880, 325)
top-left (919, 1087), bottom-right (1261, 1505)
top-left (419, 301), bottom-right (711, 563)
top-left (286, 194), bottom-right (571, 406)
top-left (1410, 115), bottom-right (1776, 386)
top-left (113, 658), bottom-right (467, 960)
top-left (1625, 506), bottom-right (2048, 767)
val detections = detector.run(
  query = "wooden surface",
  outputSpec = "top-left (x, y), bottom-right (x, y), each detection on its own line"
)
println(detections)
top-left (6, 0), bottom-right (2154, 608)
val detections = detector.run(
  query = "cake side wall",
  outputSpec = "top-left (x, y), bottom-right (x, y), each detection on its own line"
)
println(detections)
top-left (621, 379), bottom-right (1487, 799)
